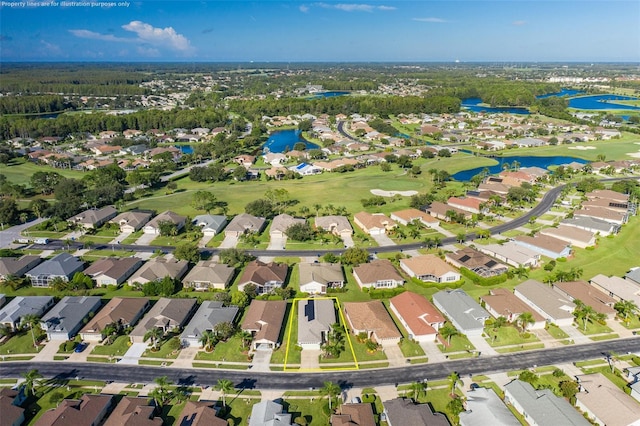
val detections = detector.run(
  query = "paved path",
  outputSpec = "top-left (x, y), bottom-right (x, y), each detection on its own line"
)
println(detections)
top-left (341, 234), bottom-right (355, 248)
top-left (110, 231), bottom-right (131, 245)
top-left (267, 235), bottom-right (286, 250)
top-left (370, 233), bottom-right (395, 247)
top-left (120, 343), bottom-right (147, 365)
top-left (172, 346), bottom-right (199, 368)
top-left (198, 234), bottom-right (214, 248)
top-left (420, 341), bottom-right (448, 363)
top-left (219, 235), bottom-right (238, 249)
top-left (560, 325), bottom-right (591, 345)
top-left (251, 347), bottom-right (273, 372)
top-left (300, 349), bottom-right (321, 370)
top-left (133, 233), bottom-right (156, 246)
top-left (381, 342), bottom-right (406, 367)
top-left (0, 218), bottom-right (46, 248)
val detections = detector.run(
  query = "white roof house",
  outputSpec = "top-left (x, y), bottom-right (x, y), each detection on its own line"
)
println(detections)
top-left (460, 387), bottom-right (520, 426)
top-left (297, 299), bottom-right (336, 349)
top-left (432, 290), bottom-right (490, 337)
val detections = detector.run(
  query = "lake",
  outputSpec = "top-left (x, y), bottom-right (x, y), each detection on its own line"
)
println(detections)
top-left (568, 94), bottom-right (640, 111)
top-left (263, 129), bottom-right (320, 153)
top-left (451, 155), bottom-right (587, 181)
top-left (536, 88), bottom-right (584, 99)
top-left (308, 91), bottom-right (350, 99)
top-left (461, 98), bottom-right (530, 115)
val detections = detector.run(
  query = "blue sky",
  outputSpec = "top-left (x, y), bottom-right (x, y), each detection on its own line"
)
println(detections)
top-left (1, 1), bottom-right (638, 62)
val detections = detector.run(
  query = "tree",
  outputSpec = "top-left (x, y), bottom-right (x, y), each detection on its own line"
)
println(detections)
top-left (518, 370), bottom-right (539, 385)
top-left (573, 301), bottom-right (606, 331)
top-left (150, 376), bottom-right (173, 409)
top-left (340, 247), bottom-right (369, 266)
top-left (0, 199), bottom-right (19, 226)
top-left (447, 395), bottom-right (465, 416)
top-left (492, 316), bottom-right (508, 331)
top-left (22, 369), bottom-right (43, 397)
top-left (559, 380), bottom-right (579, 400)
top-left (230, 291), bottom-right (249, 308)
top-left (219, 248), bottom-right (255, 268)
top-left (215, 379), bottom-right (234, 408)
top-left (285, 222), bottom-right (315, 241)
top-left (157, 220), bottom-right (178, 237)
top-left (440, 323), bottom-right (459, 345)
top-left (29, 199), bottom-right (50, 218)
top-left (214, 321), bottom-right (235, 342)
top-left (614, 300), bottom-right (638, 324)
top-left (21, 314), bottom-right (41, 349)
top-left (144, 327), bottom-right (164, 351)
top-left (239, 330), bottom-right (253, 351)
top-left (516, 312), bottom-right (535, 333)
top-left (102, 322), bottom-right (119, 344)
top-left (456, 232), bottom-right (466, 243)
top-left (174, 242), bottom-right (201, 264)
top-left (447, 371), bottom-right (461, 395)
top-left (245, 199), bottom-right (275, 218)
top-left (200, 330), bottom-right (217, 352)
top-left (191, 191), bottom-right (218, 213)
top-left (409, 380), bottom-right (427, 401)
top-left (232, 166), bottom-right (248, 181)
top-left (322, 381), bottom-right (341, 411)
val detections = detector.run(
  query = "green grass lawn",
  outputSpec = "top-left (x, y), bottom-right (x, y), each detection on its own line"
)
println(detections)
top-left (271, 302), bottom-right (301, 367)
top-left (0, 332), bottom-right (40, 355)
top-left (283, 398), bottom-right (331, 426)
top-left (90, 335), bottom-right (131, 357)
top-left (141, 335), bottom-right (181, 359)
top-left (194, 335), bottom-right (252, 363)
top-left (545, 324), bottom-right (570, 339)
top-left (120, 231), bottom-right (143, 244)
top-left (319, 337), bottom-right (387, 365)
top-left (485, 326), bottom-right (540, 347)
top-left (2, 157), bottom-right (85, 186)
top-left (223, 398), bottom-right (261, 426)
top-left (575, 320), bottom-right (613, 336)
top-left (437, 333), bottom-right (475, 353)
top-left (398, 337), bottom-right (426, 357)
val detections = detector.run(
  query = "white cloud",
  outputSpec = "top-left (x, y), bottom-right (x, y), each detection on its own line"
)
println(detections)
top-left (413, 17), bottom-right (449, 23)
top-left (512, 20), bottom-right (526, 26)
top-left (314, 2), bottom-right (396, 12)
top-left (68, 29), bottom-right (131, 43)
top-left (299, 4), bottom-right (309, 13)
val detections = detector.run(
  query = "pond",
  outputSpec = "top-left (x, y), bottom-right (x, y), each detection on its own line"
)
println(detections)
top-left (263, 129), bottom-right (320, 153)
top-left (461, 98), bottom-right (530, 115)
top-left (307, 91), bottom-right (350, 99)
top-left (451, 155), bottom-right (588, 181)
top-left (568, 94), bottom-right (640, 111)
top-left (536, 88), bottom-right (584, 99)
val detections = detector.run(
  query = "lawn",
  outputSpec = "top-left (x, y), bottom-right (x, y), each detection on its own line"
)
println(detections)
top-left (90, 335), bottom-right (131, 357)
top-left (0, 332), bottom-right (40, 355)
top-left (120, 231), bottom-right (143, 244)
top-left (283, 398), bottom-right (331, 426)
top-left (194, 335), bottom-right (252, 363)
top-left (485, 326), bottom-right (540, 347)
top-left (437, 333), bottom-right (475, 353)
top-left (271, 302), bottom-right (301, 367)
top-left (1, 157), bottom-right (85, 186)
top-left (319, 337), bottom-right (386, 365)
top-left (223, 398), bottom-right (261, 426)
top-left (575, 320), bottom-right (613, 336)
top-left (398, 337), bottom-right (426, 358)
top-left (545, 324), bottom-right (570, 339)
top-left (142, 335), bottom-right (181, 359)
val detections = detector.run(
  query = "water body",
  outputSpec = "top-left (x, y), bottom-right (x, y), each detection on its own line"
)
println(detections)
top-left (307, 91), bottom-right (350, 99)
top-left (568, 94), bottom-right (640, 111)
top-left (461, 98), bottom-right (530, 115)
top-left (263, 129), bottom-right (320, 153)
top-left (451, 155), bottom-right (587, 181)
top-left (536, 88), bottom-right (584, 99)
top-left (176, 145), bottom-right (193, 154)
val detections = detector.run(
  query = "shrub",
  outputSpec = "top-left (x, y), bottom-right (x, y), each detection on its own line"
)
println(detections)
top-left (459, 268), bottom-right (507, 286)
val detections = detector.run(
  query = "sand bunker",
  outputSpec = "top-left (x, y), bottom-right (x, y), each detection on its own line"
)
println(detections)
top-left (628, 152), bottom-right (640, 158)
top-left (567, 146), bottom-right (596, 150)
top-left (370, 189), bottom-right (419, 197)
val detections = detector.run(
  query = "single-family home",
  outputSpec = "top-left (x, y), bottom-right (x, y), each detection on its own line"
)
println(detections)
top-left (331, 403), bottom-right (376, 426)
top-left (248, 400), bottom-right (292, 426)
top-left (26, 253), bottom-right (85, 288)
top-left (314, 215), bottom-right (353, 237)
top-left (0, 255), bottom-right (41, 281)
top-left (224, 213), bottom-right (266, 237)
top-left (343, 301), bottom-right (401, 344)
top-left (582, 198), bottom-right (629, 213)
top-left (110, 211), bottom-right (153, 233)
top-left (432, 290), bottom-right (490, 337)
top-left (143, 211), bottom-right (187, 235)
top-left (0, 387), bottom-right (26, 426)
top-left (426, 201), bottom-right (474, 222)
top-left (514, 280), bottom-right (575, 327)
top-left (127, 257), bottom-right (189, 286)
top-left (575, 373), bottom-right (640, 426)
top-left (263, 152), bottom-right (287, 167)
top-left (538, 225), bottom-right (597, 249)
top-left (183, 261), bottom-right (235, 291)
top-left (480, 288), bottom-right (546, 329)
top-left (34, 394), bottom-right (113, 426)
top-left (40, 296), bottom-right (102, 340)
top-left (390, 208), bottom-right (440, 227)
top-left (83, 257), bottom-right (143, 287)
top-left (80, 297), bottom-right (150, 341)
top-left (445, 247), bottom-right (508, 278)
top-left (180, 301), bottom-right (239, 347)
top-left (297, 299), bottom-right (336, 349)
top-left (561, 216), bottom-right (620, 237)
top-left (241, 300), bottom-right (287, 350)
top-left (237, 260), bottom-right (288, 294)
top-left (478, 242), bottom-right (540, 268)
top-left (504, 380), bottom-right (590, 426)
top-left (585, 189), bottom-right (630, 204)
top-left (626, 366), bottom-right (640, 403)
top-left (627, 268), bottom-right (640, 286)
top-left (447, 197), bottom-right (485, 214)
top-left (290, 162), bottom-right (322, 176)
top-left (104, 396), bottom-right (163, 426)
top-left (553, 281), bottom-right (617, 319)
top-left (590, 274), bottom-right (640, 306)
top-left (513, 234), bottom-right (572, 259)
top-left (383, 398), bottom-right (450, 426)
top-left (0, 296), bottom-right (55, 330)
top-left (298, 262), bottom-right (345, 294)
top-left (574, 207), bottom-right (628, 225)
top-left (192, 215), bottom-right (227, 236)
top-left (389, 291), bottom-right (445, 342)
top-left (129, 298), bottom-right (198, 344)
top-left (67, 206), bottom-right (118, 229)
top-left (400, 254), bottom-right (461, 284)
top-left (459, 387), bottom-right (521, 426)
top-left (513, 137), bottom-right (545, 148)
top-left (352, 259), bottom-right (404, 289)
top-left (176, 401), bottom-right (227, 426)
top-left (233, 154), bottom-right (256, 168)
top-left (353, 212), bottom-right (397, 235)
top-left (270, 214), bottom-right (306, 238)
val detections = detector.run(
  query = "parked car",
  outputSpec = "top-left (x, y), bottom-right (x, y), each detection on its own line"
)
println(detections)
top-left (74, 342), bottom-right (88, 353)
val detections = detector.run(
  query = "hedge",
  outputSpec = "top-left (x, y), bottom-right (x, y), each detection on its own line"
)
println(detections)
top-left (459, 267), bottom-right (507, 286)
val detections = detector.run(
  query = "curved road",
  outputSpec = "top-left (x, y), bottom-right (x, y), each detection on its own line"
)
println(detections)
top-left (3, 338), bottom-right (640, 389)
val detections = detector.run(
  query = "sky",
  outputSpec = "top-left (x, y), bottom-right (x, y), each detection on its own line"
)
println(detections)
top-left (0, 0), bottom-right (638, 62)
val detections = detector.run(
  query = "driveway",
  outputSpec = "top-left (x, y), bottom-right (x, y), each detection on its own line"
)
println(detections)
top-left (251, 345), bottom-right (273, 372)
top-left (300, 349), bottom-right (321, 370)
top-left (219, 235), bottom-right (238, 249)
top-left (110, 231), bottom-right (131, 245)
top-left (119, 343), bottom-right (148, 365)
top-left (267, 235), bottom-right (287, 250)
top-left (381, 342), bottom-right (405, 367)
top-left (370, 233), bottom-right (396, 247)
top-left (341, 234), bottom-right (355, 248)
top-left (133, 233), bottom-right (157, 246)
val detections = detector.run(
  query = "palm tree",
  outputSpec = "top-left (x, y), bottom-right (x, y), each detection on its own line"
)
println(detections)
top-left (215, 379), bottom-right (234, 408)
top-left (199, 330), bottom-right (217, 352)
top-left (322, 381), bottom-right (341, 411)
top-left (574, 302), bottom-right (606, 332)
top-left (144, 327), bottom-right (164, 351)
top-left (516, 312), bottom-right (535, 333)
top-left (409, 380), bottom-right (427, 401)
top-left (151, 376), bottom-right (173, 409)
top-left (102, 322), bottom-right (118, 345)
top-left (21, 314), bottom-right (41, 349)
top-left (22, 369), bottom-right (42, 396)
top-left (514, 266), bottom-right (529, 279)
top-left (448, 371), bottom-right (461, 395)
top-left (439, 324), bottom-right (459, 345)
top-left (238, 330), bottom-right (253, 351)
top-left (493, 316), bottom-right (508, 331)
top-left (614, 300), bottom-right (638, 324)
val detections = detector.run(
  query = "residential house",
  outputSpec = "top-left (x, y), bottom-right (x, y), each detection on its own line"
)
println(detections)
top-left (343, 301), bottom-right (401, 344)
top-left (129, 298), bottom-right (197, 344)
top-left (331, 403), bottom-right (376, 426)
top-left (270, 214), bottom-right (306, 238)
top-left (0, 255), bottom-right (41, 281)
top-left (263, 152), bottom-right (287, 167)
top-left (127, 257), bottom-right (189, 286)
top-left (390, 208), bottom-right (440, 227)
top-left (0, 296), bottom-right (55, 330)
top-left (143, 211), bottom-right (187, 235)
top-left (34, 394), bottom-right (113, 426)
top-left (241, 300), bottom-right (287, 350)
top-left (176, 401), bottom-right (226, 426)
top-left (183, 261), bottom-right (235, 291)
top-left (0, 388), bottom-right (25, 426)
top-left (539, 225), bottom-right (597, 249)
top-left (562, 216), bottom-right (620, 237)
top-left (574, 207), bottom-right (628, 225)
top-left (575, 372), bottom-right (640, 425)
top-left (432, 290), bottom-right (490, 337)
top-left (289, 162), bottom-right (322, 176)
top-left (298, 262), bottom-right (345, 294)
top-left (80, 297), bottom-right (150, 341)
top-left (67, 206), bottom-right (118, 229)
top-left (590, 274), bottom-right (640, 306)
top-left (224, 213), bottom-right (266, 237)
top-left (237, 261), bottom-right (288, 294)
top-left (389, 291), bottom-right (445, 342)
top-left (233, 154), bottom-right (256, 168)
top-left (315, 215), bottom-right (353, 237)
top-left (447, 197), bottom-right (485, 214)
top-left (83, 257), bottom-right (143, 287)
top-left (426, 201), bottom-right (473, 222)
top-left (480, 288), bottom-right (546, 330)
top-left (504, 380), bottom-right (590, 426)
top-left (627, 268), bottom-right (640, 285)
top-left (459, 387), bottom-right (521, 426)
top-left (400, 254), bottom-right (461, 284)
top-left (513, 137), bottom-right (545, 148)
top-left (180, 301), bottom-right (239, 347)
top-left (353, 212), bottom-right (397, 235)
top-left (40, 296), bottom-right (102, 340)
top-left (110, 211), bottom-right (152, 233)
top-left (582, 197), bottom-right (629, 213)
top-left (192, 215), bottom-right (227, 236)
top-left (383, 398), bottom-right (450, 426)
top-left (297, 299), bottom-right (336, 349)
top-left (626, 366), bottom-right (640, 403)
top-left (248, 400), bottom-right (292, 426)
top-left (585, 189), bottom-right (630, 204)
top-left (514, 280), bottom-right (575, 327)
top-left (478, 180), bottom-right (511, 195)
top-left (104, 397), bottom-right (162, 426)
top-left (553, 281), bottom-right (617, 319)
top-left (352, 259), bottom-right (404, 289)
top-left (513, 234), bottom-right (572, 259)
top-left (26, 253), bottom-right (85, 288)
top-left (478, 242), bottom-right (540, 268)
top-left (445, 247), bottom-right (508, 278)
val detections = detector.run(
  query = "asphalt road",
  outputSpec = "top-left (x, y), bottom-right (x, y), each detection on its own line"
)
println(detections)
top-left (3, 338), bottom-right (640, 390)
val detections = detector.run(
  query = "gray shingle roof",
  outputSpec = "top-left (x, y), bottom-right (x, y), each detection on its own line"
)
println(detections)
top-left (130, 298), bottom-right (197, 339)
top-left (40, 296), bottom-right (102, 336)
top-left (459, 387), bottom-right (520, 426)
top-left (432, 290), bottom-right (489, 334)
top-left (25, 253), bottom-right (84, 280)
top-left (297, 299), bottom-right (335, 345)
top-left (192, 215), bottom-right (227, 233)
top-left (0, 296), bottom-right (54, 327)
top-left (181, 301), bottom-right (238, 342)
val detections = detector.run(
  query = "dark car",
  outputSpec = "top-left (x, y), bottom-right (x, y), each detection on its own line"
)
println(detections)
top-left (74, 342), bottom-right (88, 353)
